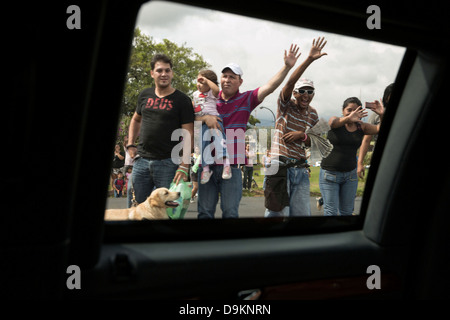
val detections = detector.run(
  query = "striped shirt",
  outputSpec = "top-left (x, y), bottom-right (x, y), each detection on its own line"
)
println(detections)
top-left (271, 92), bottom-right (319, 160)
top-left (217, 88), bottom-right (261, 164)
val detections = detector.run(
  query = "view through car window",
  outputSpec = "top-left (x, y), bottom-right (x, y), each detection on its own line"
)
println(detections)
top-left (104, 0), bottom-right (405, 221)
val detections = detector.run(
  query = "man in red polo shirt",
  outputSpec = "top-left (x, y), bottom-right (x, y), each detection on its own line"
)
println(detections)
top-left (196, 44), bottom-right (301, 219)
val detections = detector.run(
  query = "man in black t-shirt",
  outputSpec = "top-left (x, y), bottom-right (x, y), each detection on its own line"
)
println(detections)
top-left (127, 54), bottom-right (194, 205)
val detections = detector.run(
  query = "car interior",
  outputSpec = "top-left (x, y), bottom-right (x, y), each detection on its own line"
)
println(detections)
top-left (4, 0), bottom-right (449, 301)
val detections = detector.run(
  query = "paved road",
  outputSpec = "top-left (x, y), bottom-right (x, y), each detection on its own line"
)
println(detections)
top-left (105, 196), bottom-right (362, 219)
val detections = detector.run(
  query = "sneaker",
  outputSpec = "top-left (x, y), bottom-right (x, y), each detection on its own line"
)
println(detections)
top-left (316, 197), bottom-right (323, 210)
top-left (222, 165), bottom-right (232, 179)
top-left (201, 170), bottom-right (212, 184)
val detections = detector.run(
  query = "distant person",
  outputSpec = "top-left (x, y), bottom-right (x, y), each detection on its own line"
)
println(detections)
top-left (111, 144), bottom-right (125, 193)
top-left (113, 172), bottom-right (125, 198)
top-left (127, 53), bottom-right (194, 204)
top-left (123, 136), bottom-right (135, 207)
top-left (195, 43), bottom-right (301, 219)
top-left (319, 97), bottom-right (384, 216)
top-left (125, 166), bottom-right (132, 186)
top-left (243, 144), bottom-right (255, 191)
top-left (192, 69), bottom-right (232, 184)
top-left (264, 37), bottom-right (327, 218)
top-left (190, 146), bottom-right (200, 203)
top-left (124, 166), bottom-right (133, 204)
top-left (262, 149), bottom-right (271, 190)
top-left (357, 83), bottom-right (394, 178)
top-left (123, 136), bottom-right (134, 171)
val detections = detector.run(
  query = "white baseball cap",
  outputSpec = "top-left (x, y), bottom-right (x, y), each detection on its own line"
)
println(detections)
top-left (222, 63), bottom-right (243, 76)
top-left (294, 78), bottom-right (315, 90)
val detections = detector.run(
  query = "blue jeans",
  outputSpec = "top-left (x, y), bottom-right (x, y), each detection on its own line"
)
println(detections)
top-left (131, 157), bottom-right (178, 204)
top-left (265, 166), bottom-right (311, 217)
top-left (197, 165), bottom-right (242, 219)
top-left (319, 168), bottom-right (358, 216)
top-left (127, 174), bottom-right (133, 208)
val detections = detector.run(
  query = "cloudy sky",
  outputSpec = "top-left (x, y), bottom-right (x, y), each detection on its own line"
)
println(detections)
top-left (136, 1), bottom-right (405, 125)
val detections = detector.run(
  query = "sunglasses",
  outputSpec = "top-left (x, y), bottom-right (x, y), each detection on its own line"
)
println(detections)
top-left (296, 89), bottom-right (315, 95)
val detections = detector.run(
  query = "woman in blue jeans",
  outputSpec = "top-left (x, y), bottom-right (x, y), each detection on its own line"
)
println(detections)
top-left (319, 97), bottom-right (384, 216)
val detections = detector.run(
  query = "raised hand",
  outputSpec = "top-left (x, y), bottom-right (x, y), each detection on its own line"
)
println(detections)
top-left (348, 106), bottom-right (368, 123)
top-left (309, 37), bottom-right (328, 61)
top-left (367, 99), bottom-right (385, 116)
top-left (284, 44), bottom-right (301, 68)
top-left (197, 75), bottom-right (205, 83)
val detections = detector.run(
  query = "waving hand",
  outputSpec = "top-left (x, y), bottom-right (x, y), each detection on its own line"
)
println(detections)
top-left (308, 37), bottom-right (328, 61)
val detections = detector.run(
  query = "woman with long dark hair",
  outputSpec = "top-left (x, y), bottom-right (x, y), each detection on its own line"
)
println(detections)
top-left (319, 97), bottom-right (384, 216)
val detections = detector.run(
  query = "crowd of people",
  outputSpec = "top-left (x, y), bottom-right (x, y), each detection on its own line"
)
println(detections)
top-left (109, 138), bottom-right (136, 206)
top-left (111, 36), bottom-right (393, 218)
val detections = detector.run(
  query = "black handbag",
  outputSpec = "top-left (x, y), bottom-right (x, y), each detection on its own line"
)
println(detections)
top-left (264, 165), bottom-right (289, 212)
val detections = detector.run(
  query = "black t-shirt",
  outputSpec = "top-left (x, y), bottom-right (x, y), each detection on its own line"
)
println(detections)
top-left (112, 151), bottom-right (125, 168)
top-left (136, 87), bottom-right (194, 159)
top-left (321, 125), bottom-right (364, 172)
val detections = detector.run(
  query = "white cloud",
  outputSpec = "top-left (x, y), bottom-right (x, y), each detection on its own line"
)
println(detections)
top-left (136, 1), bottom-right (405, 122)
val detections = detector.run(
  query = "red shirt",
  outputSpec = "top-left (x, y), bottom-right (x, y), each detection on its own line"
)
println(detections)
top-left (217, 88), bottom-right (261, 165)
top-left (114, 178), bottom-right (124, 191)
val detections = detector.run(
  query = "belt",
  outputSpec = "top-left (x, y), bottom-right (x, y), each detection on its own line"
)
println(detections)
top-left (279, 156), bottom-right (307, 168)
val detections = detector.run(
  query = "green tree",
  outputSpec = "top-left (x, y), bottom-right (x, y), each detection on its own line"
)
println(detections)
top-left (117, 28), bottom-right (210, 145)
top-left (247, 115), bottom-right (261, 129)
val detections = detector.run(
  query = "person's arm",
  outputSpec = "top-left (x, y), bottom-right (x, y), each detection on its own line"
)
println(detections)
top-left (195, 114), bottom-right (223, 131)
top-left (281, 37), bottom-right (327, 102)
top-left (115, 151), bottom-right (124, 161)
top-left (282, 131), bottom-right (311, 146)
top-left (329, 106), bottom-right (368, 129)
top-left (112, 179), bottom-right (118, 192)
top-left (282, 113), bottom-right (319, 147)
top-left (257, 44), bottom-right (301, 103)
top-left (360, 100), bottom-right (384, 135)
top-left (127, 112), bottom-right (142, 158)
top-left (361, 123), bottom-right (380, 136)
top-left (199, 76), bottom-right (219, 98)
top-left (364, 99), bottom-right (384, 134)
top-left (279, 38), bottom-right (327, 145)
top-left (173, 122), bottom-right (194, 185)
top-left (328, 116), bottom-right (347, 129)
top-left (357, 135), bottom-right (372, 178)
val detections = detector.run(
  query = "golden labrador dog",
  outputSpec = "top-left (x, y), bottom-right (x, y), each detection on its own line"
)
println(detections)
top-left (104, 187), bottom-right (180, 220)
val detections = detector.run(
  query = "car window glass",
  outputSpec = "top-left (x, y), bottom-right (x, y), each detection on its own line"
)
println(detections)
top-left (105, 0), bottom-right (405, 221)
